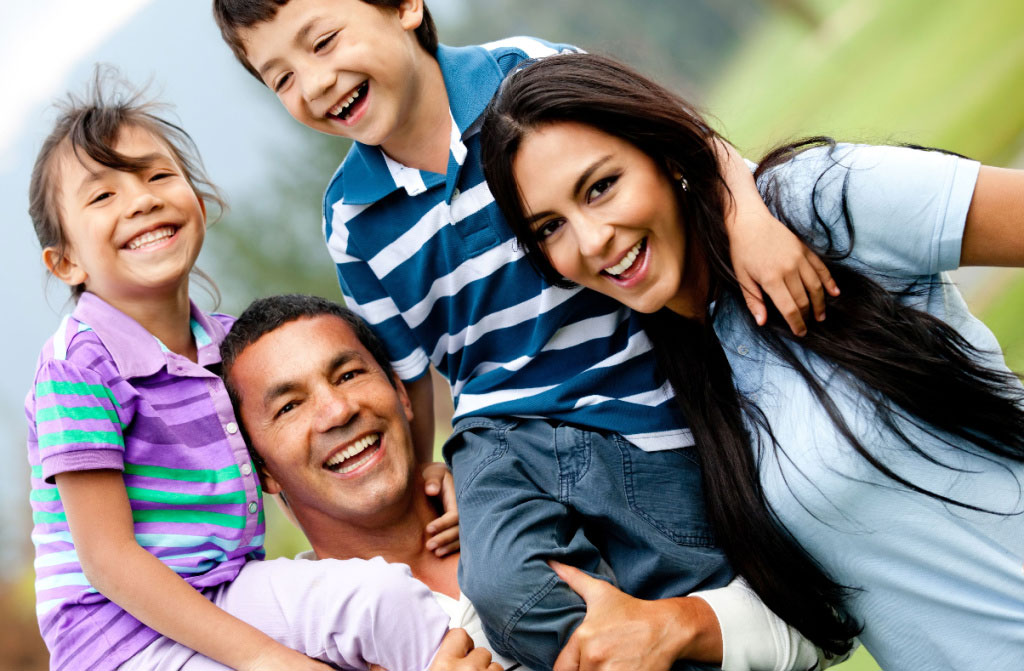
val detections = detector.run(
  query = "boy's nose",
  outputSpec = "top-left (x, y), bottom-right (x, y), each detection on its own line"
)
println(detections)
top-left (303, 65), bottom-right (337, 103)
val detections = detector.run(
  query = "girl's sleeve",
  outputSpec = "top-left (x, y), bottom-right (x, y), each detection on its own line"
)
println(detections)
top-left (767, 144), bottom-right (981, 277)
top-left (33, 357), bottom-right (127, 483)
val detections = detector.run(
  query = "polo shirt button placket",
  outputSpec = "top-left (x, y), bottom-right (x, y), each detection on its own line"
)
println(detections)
top-left (225, 421), bottom-right (239, 435)
top-left (240, 463), bottom-right (252, 476)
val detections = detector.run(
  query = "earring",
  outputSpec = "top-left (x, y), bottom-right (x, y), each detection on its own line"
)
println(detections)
top-left (678, 175), bottom-right (689, 192)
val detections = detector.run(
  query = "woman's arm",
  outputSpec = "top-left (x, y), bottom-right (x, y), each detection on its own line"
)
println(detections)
top-left (56, 469), bottom-right (331, 671)
top-left (717, 140), bottom-right (839, 336)
top-left (960, 165), bottom-right (1024, 267)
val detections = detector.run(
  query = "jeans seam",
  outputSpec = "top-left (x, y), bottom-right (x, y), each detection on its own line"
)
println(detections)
top-left (499, 572), bottom-right (562, 654)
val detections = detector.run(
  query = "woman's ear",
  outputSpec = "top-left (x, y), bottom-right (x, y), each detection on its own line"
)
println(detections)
top-left (42, 246), bottom-right (87, 287)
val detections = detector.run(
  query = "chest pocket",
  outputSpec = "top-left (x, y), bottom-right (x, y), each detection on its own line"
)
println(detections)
top-left (449, 188), bottom-right (504, 258)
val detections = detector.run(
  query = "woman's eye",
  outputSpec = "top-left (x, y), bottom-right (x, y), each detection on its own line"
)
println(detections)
top-left (586, 176), bottom-right (617, 202)
top-left (313, 32), bottom-right (337, 53)
top-left (274, 72), bottom-right (293, 93)
top-left (536, 219), bottom-right (565, 240)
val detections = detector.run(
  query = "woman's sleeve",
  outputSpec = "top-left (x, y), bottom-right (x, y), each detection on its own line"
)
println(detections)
top-left (766, 144), bottom-right (981, 277)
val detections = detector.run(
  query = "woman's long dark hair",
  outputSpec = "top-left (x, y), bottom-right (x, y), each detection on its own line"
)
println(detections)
top-left (481, 53), bottom-right (1024, 657)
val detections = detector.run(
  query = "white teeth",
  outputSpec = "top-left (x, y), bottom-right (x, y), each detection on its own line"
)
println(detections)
top-left (328, 84), bottom-right (363, 117)
top-left (126, 226), bottom-right (176, 250)
top-left (604, 239), bottom-right (644, 276)
top-left (324, 433), bottom-right (380, 473)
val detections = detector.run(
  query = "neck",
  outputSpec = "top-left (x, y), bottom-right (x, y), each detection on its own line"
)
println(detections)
top-left (665, 241), bottom-right (711, 320)
top-left (100, 284), bottom-right (197, 362)
top-left (302, 476), bottom-right (460, 597)
top-left (379, 51), bottom-right (451, 175)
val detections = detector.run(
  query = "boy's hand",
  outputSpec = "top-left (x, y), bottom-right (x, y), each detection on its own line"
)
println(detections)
top-left (423, 462), bottom-right (460, 556)
top-left (729, 212), bottom-right (838, 336)
top-left (430, 629), bottom-right (503, 671)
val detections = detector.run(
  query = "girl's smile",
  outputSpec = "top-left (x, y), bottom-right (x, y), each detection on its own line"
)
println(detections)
top-left (512, 121), bottom-right (702, 316)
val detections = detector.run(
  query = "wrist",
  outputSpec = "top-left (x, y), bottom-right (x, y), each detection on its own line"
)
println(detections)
top-left (664, 596), bottom-right (724, 665)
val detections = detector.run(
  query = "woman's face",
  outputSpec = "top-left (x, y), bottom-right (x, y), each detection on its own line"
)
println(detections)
top-left (512, 122), bottom-right (696, 316)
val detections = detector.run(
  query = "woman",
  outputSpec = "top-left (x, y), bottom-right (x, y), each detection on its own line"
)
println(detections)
top-left (481, 53), bottom-right (1024, 671)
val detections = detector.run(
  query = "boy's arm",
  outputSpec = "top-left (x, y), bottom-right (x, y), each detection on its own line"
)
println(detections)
top-left (407, 373), bottom-right (437, 463)
top-left (56, 469), bottom-right (331, 671)
top-left (716, 140), bottom-right (839, 336)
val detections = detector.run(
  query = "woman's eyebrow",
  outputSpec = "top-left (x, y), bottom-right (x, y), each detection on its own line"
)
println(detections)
top-left (523, 154), bottom-right (614, 225)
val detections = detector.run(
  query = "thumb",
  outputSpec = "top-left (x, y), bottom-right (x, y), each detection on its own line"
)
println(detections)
top-left (553, 630), bottom-right (582, 671)
top-left (548, 560), bottom-right (608, 604)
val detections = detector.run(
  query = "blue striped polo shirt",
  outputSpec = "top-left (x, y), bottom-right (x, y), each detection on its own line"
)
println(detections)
top-left (26, 292), bottom-right (265, 671)
top-left (322, 37), bottom-right (691, 450)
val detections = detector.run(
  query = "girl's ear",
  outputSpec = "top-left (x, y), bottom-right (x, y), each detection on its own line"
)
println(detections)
top-left (42, 247), bottom-right (87, 287)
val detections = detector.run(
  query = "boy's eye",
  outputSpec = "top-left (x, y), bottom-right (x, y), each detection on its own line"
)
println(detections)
top-left (313, 32), bottom-right (337, 53)
top-left (586, 176), bottom-right (617, 202)
top-left (535, 218), bottom-right (565, 241)
top-left (273, 72), bottom-right (293, 93)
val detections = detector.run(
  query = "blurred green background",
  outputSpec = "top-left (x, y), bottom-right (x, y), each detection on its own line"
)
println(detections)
top-left (5, 1), bottom-right (1022, 669)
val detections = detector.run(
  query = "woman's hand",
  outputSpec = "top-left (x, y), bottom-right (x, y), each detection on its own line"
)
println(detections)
top-left (423, 462), bottom-right (460, 556)
top-left (429, 629), bottom-right (503, 671)
top-left (549, 561), bottom-right (722, 671)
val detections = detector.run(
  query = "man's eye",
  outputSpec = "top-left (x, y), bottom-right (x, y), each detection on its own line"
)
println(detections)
top-left (586, 176), bottom-right (617, 202)
top-left (274, 401), bottom-right (297, 418)
top-left (313, 32), bottom-right (337, 53)
top-left (274, 72), bottom-right (293, 93)
top-left (535, 218), bottom-right (565, 240)
top-left (338, 369), bottom-right (361, 383)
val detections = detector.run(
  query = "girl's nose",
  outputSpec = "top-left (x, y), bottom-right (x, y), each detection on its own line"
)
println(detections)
top-left (125, 189), bottom-right (163, 218)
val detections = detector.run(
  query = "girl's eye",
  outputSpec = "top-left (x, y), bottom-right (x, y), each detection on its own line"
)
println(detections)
top-left (535, 218), bottom-right (565, 241)
top-left (274, 72), bottom-right (293, 93)
top-left (150, 172), bottom-right (173, 182)
top-left (88, 192), bottom-right (113, 205)
top-left (313, 32), bottom-right (337, 53)
top-left (586, 176), bottom-right (617, 202)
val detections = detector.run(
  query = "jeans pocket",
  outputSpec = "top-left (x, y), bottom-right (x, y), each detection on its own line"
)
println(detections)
top-left (446, 417), bottom-right (516, 500)
top-left (616, 437), bottom-right (716, 547)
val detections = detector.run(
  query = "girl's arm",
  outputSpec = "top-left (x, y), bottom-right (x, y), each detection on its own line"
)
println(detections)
top-left (56, 469), bottom-right (331, 671)
top-left (960, 165), bottom-right (1024, 266)
top-left (717, 140), bottom-right (840, 336)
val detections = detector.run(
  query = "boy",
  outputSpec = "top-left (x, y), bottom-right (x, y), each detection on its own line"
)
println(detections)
top-left (212, 2), bottom-right (836, 669)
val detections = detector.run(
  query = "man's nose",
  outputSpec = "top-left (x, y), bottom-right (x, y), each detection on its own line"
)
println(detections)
top-left (311, 386), bottom-right (356, 434)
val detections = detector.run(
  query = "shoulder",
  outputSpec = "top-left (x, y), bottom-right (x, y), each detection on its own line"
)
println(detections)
top-left (477, 36), bottom-right (581, 72)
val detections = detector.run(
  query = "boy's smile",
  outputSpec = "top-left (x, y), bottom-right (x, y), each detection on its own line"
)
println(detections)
top-left (240, 0), bottom-right (443, 162)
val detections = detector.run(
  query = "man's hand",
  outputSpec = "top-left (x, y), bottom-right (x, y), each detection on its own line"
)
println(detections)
top-left (429, 629), bottom-right (503, 671)
top-left (550, 561), bottom-right (721, 671)
top-left (423, 462), bottom-right (460, 556)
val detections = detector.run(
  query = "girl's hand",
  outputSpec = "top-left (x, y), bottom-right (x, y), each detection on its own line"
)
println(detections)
top-left (243, 645), bottom-right (335, 671)
top-left (549, 561), bottom-right (721, 671)
top-left (423, 462), bottom-right (460, 556)
top-left (429, 629), bottom-right (503, 671)
top-left (729, 212), bottom-right (838, 336)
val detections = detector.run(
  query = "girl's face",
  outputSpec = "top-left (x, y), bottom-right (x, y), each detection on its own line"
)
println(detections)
top-left (512, 122), bottom-right (700, 316)
top-left (47, 125), bottom-right (206, 307)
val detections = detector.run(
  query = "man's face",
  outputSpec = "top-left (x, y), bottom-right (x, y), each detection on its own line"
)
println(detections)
top-left (228, 314), bottom-right (418, 527)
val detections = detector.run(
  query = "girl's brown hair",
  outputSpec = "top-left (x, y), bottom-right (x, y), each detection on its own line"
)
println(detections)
top-left (28, 67), bottom-right (225, 299)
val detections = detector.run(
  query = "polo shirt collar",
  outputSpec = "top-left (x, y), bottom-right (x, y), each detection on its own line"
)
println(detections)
top-left (72, 292), bottom-right (226, 378)
top-left (340, 43), bottom-right (503, 205)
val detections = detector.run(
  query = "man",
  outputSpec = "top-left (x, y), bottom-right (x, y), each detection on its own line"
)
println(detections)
top-left (220, 295), bottom-right (832, 671)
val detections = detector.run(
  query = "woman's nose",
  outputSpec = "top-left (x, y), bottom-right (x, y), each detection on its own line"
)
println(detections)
top-left (574, 217), bottom-right (615, 258)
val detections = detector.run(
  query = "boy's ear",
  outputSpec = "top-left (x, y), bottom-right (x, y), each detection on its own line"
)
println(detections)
top-left (396, 0), bottom-right (425, 31)
top-left (42, 247), bottom-right (87, 288)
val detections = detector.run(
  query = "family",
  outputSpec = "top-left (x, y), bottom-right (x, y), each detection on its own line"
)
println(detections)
top-left (24, 1), bottom-right (1024, 671)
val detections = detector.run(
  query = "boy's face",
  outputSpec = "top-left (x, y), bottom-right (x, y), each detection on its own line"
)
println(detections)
top-left (241, 0), bottom-right (427, 147)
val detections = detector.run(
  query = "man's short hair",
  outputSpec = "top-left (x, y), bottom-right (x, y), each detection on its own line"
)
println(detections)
top-left (221, 293), bottom-right (397, 407)
top-left (212, 0), bottom-right (440, 82)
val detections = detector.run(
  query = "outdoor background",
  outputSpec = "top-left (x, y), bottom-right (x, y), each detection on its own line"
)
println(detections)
top-left (2, 1), bottom-right (1022, 669)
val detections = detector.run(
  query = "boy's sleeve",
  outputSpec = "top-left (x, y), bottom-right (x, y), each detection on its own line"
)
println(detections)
top-left (33, 358), bottom-right (128, 483)
top-left (323, 214), bottom-right (432, 382)
top-left (766, 144), bottom-right (981, 277)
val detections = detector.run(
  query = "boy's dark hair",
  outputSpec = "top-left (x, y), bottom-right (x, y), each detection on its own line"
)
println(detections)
top-left (212, 0), bottom-right (439, 81)
top-left (28, 66), bottom-right (224, 299)
top-left (221, 293), bottom-right (396, 407)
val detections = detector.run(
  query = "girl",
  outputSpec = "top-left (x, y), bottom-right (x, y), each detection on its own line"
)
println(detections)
top-left (481, 53), bottom-right (1024, 671)
top-left (25, 74), bottom-right (471, 671)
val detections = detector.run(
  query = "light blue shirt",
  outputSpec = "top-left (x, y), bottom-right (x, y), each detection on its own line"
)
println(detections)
top-left (717, 144), bottom-right (1024, 670)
